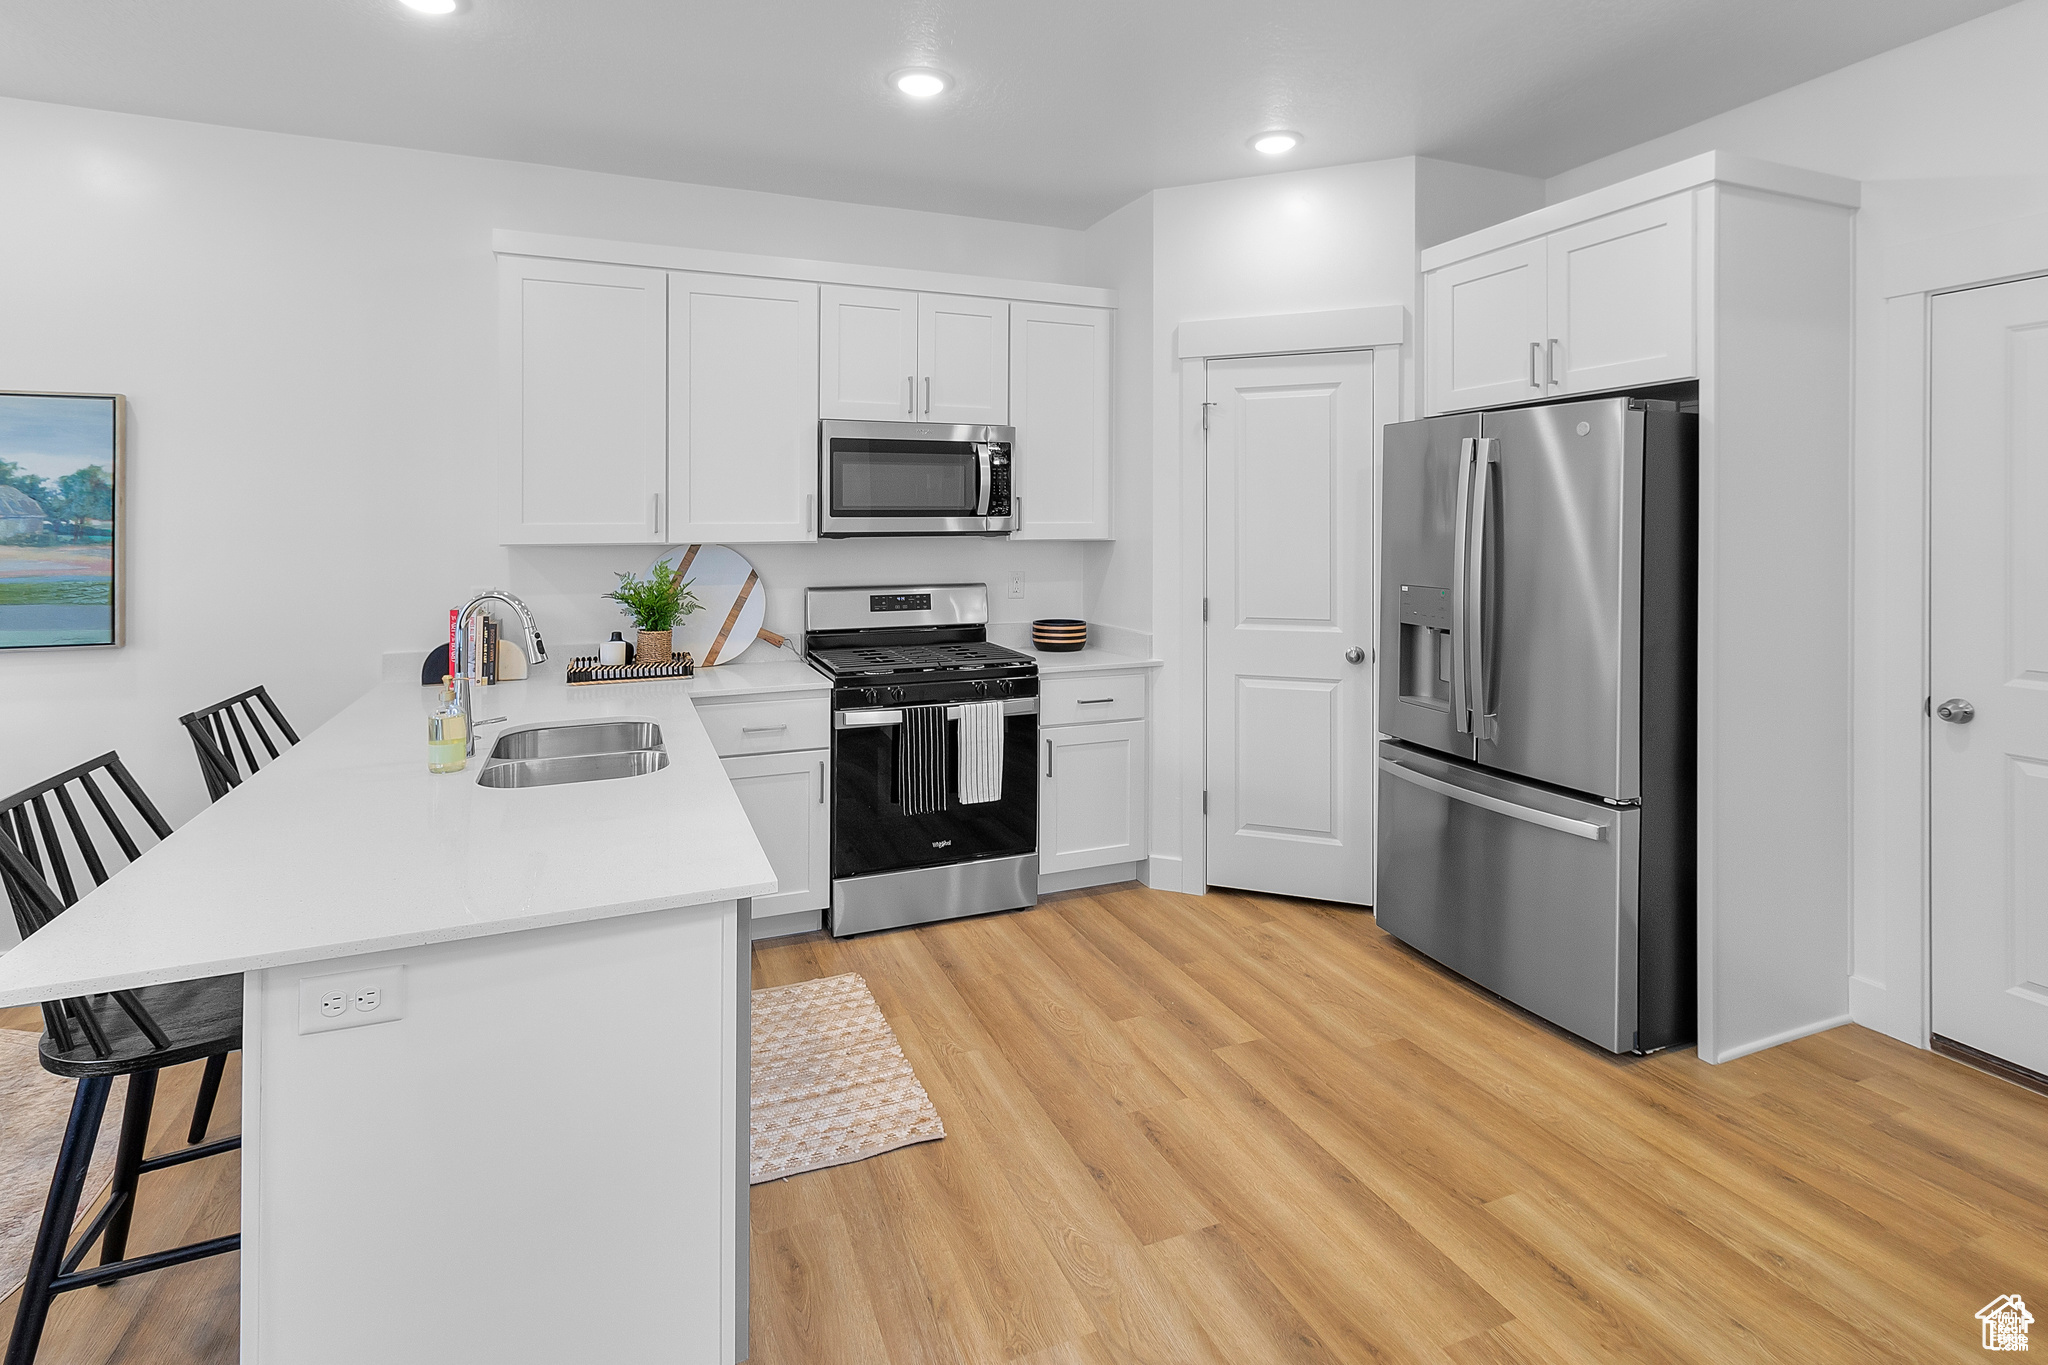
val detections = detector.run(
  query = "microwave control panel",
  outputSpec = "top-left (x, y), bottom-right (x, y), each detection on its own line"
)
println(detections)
top-left (986, 446), bottom-right (1013, 516)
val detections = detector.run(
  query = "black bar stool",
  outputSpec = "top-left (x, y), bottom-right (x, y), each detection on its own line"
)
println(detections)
top-left (0, 753), bottom-right (242, 1365)
top-left (174, 684), bottom-right (298, 1143)
top-left (178, 684), bottom-right (300, 802)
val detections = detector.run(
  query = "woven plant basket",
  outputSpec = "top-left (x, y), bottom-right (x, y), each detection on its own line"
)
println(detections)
top-left (635, 629), bottom-right (673, 665)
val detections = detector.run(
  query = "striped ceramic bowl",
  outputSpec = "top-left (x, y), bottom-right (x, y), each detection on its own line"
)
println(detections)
top-left (1031, 618), bottom-right (1088, 652)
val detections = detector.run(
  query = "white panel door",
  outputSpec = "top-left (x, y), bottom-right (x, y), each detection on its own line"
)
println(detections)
top-left (721, 749), bottom-right (830, 916)
top-left (1931, 274), bottom-right (2048, 1078)
top-left (668, 272), bottom-right (819, 542)
top-left (1042, 720), bottom-right (1146, 874)
top-left (820, 285), bottom-right (918, 420)
top-left (1547, 195), bottom-right (1697, 395)
top-left (918, 294), bottom-right (1009, 424)
top-left (1424, 239), bottom-right (1548, 414)
top-left (498, 257), bottom-right (667, 544)
top-left (1010, 301), bottom-right (1112, 540)
top-left (1205, 352), bottom-right (1375, 903)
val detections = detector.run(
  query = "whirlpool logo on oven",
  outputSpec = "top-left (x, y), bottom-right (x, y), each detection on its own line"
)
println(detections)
top-left (931, 839), bottom-right (952, 849)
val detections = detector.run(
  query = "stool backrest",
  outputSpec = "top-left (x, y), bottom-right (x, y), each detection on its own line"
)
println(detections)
top-left (0, 752), bottom-right (175, 1058)
top-left (179, 685), bottom-right (300, 802)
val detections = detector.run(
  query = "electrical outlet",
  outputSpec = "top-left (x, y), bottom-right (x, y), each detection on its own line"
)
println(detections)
top-left (1007, 571), bottom-right (1025, 600)
top-left (299, 966), bottom-right (407, 1035)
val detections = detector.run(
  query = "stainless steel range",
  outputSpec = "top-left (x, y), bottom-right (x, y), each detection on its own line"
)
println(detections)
top-left (805, 584), bottom-right (1039, 936)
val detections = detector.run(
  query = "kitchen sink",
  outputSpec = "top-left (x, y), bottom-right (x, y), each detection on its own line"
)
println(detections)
top-left (475, 721), bottom-right (668, 789)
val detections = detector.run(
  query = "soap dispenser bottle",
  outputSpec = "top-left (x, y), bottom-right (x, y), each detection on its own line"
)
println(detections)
top-left (428, 676), bottom-right (468, 773)
top-left (600, 631), bottom-right (629, 666)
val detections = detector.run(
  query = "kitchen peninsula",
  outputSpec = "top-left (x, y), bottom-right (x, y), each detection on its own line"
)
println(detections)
top-left (0, 662), bottom-right (781, 1365)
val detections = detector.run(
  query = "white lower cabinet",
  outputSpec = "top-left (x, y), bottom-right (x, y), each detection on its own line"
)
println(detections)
top-left (1040, 717), bottom-right (1147, 875)
top-left (720, 748), bottom-right (830, 920)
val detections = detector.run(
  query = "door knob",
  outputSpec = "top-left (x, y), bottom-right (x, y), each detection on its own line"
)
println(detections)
top-left (1345, 646), bottom-right (1366, 665)
top-left (1936, 698), bottom-right (1976, 724)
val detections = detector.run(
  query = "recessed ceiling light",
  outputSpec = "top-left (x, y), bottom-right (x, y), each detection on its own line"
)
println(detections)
top-left (400, 0), bottom-right (460, 13)
top-left (1250, 130), bottom-right (1303, 155)
top-left (891, 68), bottom-right (951, 99)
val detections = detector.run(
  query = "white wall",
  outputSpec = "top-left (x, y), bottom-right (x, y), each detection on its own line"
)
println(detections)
top-left (1541, 0), bottom-right (2048, 1047)
top-left (0, 95), bottom-right (1096, 827)
top-left (1079, 195), bottom-right (1155, 640)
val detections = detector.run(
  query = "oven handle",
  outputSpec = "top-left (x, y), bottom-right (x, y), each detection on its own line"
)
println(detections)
top-left (975, 444), bottom-right (993, 518)
top-left (834, 697), bottom-right (1039, 728)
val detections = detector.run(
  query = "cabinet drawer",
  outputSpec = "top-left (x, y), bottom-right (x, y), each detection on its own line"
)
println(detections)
top-left (1041, 672), bottom-right (1146, 726)
top-left (697, 696), bottom-right (830, 756)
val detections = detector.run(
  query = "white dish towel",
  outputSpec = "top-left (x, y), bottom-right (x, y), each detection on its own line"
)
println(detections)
top-left (955, 701), bottom-right (1006, 804)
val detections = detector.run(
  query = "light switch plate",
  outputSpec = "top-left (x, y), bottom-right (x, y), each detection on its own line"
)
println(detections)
top-left (298, 965), bottom-right (407, 1035)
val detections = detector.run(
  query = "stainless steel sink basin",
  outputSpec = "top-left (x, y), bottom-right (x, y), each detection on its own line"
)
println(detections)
top-left (487, 720), bottom-right (663, 762)
top-left (476, 721), bottom-right (668, 789)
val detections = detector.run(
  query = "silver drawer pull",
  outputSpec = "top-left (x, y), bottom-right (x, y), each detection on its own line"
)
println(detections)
top-left (1378, 757), bottom-right (1608, 841)
top-left (1077, 698), bottom-right (1115, 705)
top-left (741, 724), bottom-right (788, 734)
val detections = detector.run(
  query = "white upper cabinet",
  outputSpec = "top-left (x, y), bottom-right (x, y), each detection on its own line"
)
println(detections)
top-left (1425, 239), bottom-right (1549, 414)
top-left (1545, 196), bottom-right (1695, 396)
top-left (819, 285), bottom-right (919, 420)
top-left (668, 273), bottom-right (819, 543)
top-left (918, 294), bottom-right (1009, 424)
top-left (499, 257), bottom-right (668, 544)
top-left (1010, 302), bottom-right (1112, 540)
top-left (821, 287), bottom-right (1010, 424)
top-left (1424, 193), bottom-right (1698, 414)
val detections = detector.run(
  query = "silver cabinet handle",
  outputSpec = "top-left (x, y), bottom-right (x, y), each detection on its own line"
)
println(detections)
top-left (906, 375), bottom-right (915, 415)
top-left (924, 376), bottom-right (931, 414)
top-left (741, 724), bottom-right (787, 734)
top-left (805, 492), bottom-right (815, 536)
top-left (818, 760), bottom-right (826, 803)
top-left (1344, 647), bottom-right (1366, 665)
top-left (1547, 338), bottom-right (1560, 388)
top-left (1078, 697), bottom-right (1114, 705)
top-left (1046, 739), bottom-right (1054, 777)
top-left (1936, 698), bottom-right (1976, 724)
top-left (648, 492), bottom-right (662, 537)
top-left (1529, 342), bottom-right (1541, 389)
top-left (1379, 757), bottom-right (1607, 840)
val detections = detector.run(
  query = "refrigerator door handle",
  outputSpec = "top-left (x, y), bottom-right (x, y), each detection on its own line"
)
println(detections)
top-left (1450, 437), bottom-right (1477, 733)
top-left (1379, 756), bottom-right (1609, 841)
top-left (1468, 438), bottom-right (1499, 741)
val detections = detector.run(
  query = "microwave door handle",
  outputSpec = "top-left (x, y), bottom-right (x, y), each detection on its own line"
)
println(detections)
top-left (1468, 438), bottom-right (1498, 741)
top-left (975, 444), bottom-right (993, 517)
top-left (1449, 436), bottom-right (1476, 734)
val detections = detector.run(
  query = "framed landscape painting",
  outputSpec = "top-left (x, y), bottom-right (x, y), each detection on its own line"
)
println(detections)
top-left (0, 392), bottom-right (125, 649)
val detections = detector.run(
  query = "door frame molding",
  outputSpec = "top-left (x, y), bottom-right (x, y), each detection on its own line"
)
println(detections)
top-left (1171, 307), bottom-right (1407, 896)
top-left (1863, 212), bottom-right (2048, 1049)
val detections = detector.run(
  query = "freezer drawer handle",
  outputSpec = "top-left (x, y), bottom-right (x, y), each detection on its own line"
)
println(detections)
top-left (1378, 758), bottom-right (1609, 841)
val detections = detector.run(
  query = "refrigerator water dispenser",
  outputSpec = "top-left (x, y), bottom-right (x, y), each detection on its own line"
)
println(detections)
top-left (1398, 585), bottom-right (1453, 706)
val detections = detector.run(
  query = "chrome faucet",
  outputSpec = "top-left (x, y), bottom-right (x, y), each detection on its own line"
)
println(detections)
top-left (452, 589), bottom-right (549, 757)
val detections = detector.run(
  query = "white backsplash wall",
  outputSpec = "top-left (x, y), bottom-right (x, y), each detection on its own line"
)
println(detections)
top-left (502, 539), bottom-right (1087, 666)
top-left (0, 93), bottom-right (1096, 828)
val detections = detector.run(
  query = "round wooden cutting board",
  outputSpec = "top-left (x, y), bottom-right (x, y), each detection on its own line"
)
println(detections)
top-left (644, 544), bottom-right (781, 667)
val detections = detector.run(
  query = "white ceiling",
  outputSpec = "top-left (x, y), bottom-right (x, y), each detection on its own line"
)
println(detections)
top-left (0, 0), bottom-right (2015, 228)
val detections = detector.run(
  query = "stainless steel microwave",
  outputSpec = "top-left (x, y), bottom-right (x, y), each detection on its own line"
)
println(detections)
top-left (818, 420), bottom-right (1016, 537)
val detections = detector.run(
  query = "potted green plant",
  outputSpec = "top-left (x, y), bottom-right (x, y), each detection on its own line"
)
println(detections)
top-left (603, 558), bottom-right (702, 665)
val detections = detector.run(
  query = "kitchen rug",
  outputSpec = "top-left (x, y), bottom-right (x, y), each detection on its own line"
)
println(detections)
top-left (751, 972), bottom-right (944, 1182)
top-left (0, 1026), bottom-right (124, 1300)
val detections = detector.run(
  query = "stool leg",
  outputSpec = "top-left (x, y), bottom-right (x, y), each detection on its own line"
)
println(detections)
top-left (188, 1054), bottom-right (226, 1144)
top-left (99, 1070), bottom-right (158, 1268)
top-left (4, 1076), bottom-right (112, 1365)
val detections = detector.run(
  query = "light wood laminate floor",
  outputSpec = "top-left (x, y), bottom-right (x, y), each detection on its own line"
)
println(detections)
top-left (6, 884), bottom-right (2046, 1362)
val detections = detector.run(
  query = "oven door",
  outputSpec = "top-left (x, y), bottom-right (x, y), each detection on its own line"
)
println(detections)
top-left (832, 699), bottom-right (1038, 878)
top-left (819, 420), bottom-right (1016, 536)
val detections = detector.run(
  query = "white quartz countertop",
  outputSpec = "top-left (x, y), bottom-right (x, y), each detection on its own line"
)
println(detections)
top-left (0, 663), bottom-right (779, 1007)
top-left (1018, 644), bottom-right (1162, 675)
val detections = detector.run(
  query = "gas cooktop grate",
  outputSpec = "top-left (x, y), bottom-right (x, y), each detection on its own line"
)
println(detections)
top-left (809, 641), bottom-right (1036, 675)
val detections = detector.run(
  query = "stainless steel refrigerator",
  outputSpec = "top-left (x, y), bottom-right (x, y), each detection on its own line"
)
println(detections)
top-left (1377, 395), bottom-right (1696, 1054)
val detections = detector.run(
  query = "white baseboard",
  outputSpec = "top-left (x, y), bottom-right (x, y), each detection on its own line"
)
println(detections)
top-left (750, 909), bottom-right (823, 942)
top-left (1141, 854), bottom-right (1184, 894)
top-left (1848, 974), bottom-right (1925, 1049)
top-left (1039, 862), bottom-right (1142, 895)
top-left (1707, 1012), bottom-right (1855, 1065)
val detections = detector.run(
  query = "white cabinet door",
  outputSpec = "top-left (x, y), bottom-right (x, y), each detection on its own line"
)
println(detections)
top-left (1547, 194), bottom-right (1696, 395)
top-left (498, 257), bottom-right (667, 544)
top-left (721, 749), bottom-right (830, 915)
top-left (1423, 238), bottom-right (1549, 415)
top-left (1010, 302), bottom-right (1112, 540)
top-left (820, 285), bottom-right (918, 420)
top-left (1041, 720), bottom-right (1146, 874)
top-left (668, 272), bottom-right (819, 542)
top-left (918, 294), bottom-right (1009, 424)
